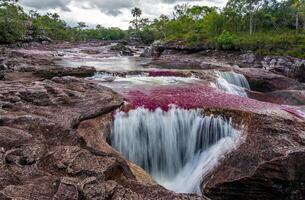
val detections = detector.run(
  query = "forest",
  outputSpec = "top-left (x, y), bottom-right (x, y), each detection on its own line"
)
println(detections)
top-left (1, 0), bottom-right (305, 58)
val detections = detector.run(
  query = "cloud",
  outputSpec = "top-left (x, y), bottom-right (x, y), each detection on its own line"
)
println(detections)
top-left (19, 0), bottom-right (227, 29)
top-left (20, 0), bottom-right (134, 16)
top-left (76, 0), bottom-right (133, 16)
top-left (20, 0), bottom-right (71, 11)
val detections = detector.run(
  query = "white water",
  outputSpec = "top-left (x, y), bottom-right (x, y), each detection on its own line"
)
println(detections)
top-left (110, 107), bottom-right (240, 194)
top-left (216, 71), bottom-right (250, 97)
top-left (93, 73), bottom-right (201, 85)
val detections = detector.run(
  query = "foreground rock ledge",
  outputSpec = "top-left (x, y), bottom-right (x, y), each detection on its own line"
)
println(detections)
top-left (202, 108), bottom-right (305, 200)
top-left (0, 77), bottom-right (205, 200)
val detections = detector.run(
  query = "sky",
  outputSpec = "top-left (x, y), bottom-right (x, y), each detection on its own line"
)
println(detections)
top-left (19, 0), bottom-right (227, 29)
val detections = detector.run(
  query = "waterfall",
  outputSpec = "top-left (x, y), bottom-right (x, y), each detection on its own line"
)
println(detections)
top-left (110, 106), bottom-right (240, 194)
top-left (216, 71), bottom-right (250, 97)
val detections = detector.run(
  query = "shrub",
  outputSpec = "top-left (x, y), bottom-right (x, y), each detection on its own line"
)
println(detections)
top-left (216, 31), bottom-right (235, 50)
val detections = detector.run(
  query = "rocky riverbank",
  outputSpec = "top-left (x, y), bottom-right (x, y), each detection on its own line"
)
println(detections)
top-left (143, 42), bottom-right (305, 107)
top-left (0, 41), bottom-right (305, 199)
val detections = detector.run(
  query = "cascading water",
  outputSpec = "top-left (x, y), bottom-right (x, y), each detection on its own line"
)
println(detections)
top-left (216, 71), bottom-right (250, 97)
top-left (110, 106), bottom-right (240, 194)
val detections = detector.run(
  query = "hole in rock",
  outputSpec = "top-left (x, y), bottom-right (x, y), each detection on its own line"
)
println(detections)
top-left (109, 106), bottom-right (240, 194)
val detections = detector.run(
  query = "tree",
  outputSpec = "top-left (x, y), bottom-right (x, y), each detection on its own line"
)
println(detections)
top-left (131, 7), bottom-right (142, 32)
top-left (173, 4), bottom-right (189, 19)
top-left (0, 0), bottom-right (28, 43)
top-left (29, 10), bottom-right (39, 19)
top-left (226, 0), bottom-right (265, 35)
top-left (291, 0), bottom-right (305, 30)
top-left (0, 0), bottom-right (18, 6)
top-left (77, 22), bottom-right (87, 30)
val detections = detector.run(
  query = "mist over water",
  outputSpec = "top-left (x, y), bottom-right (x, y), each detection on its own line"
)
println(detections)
top-left (110, 107), bottom-right (240, 194)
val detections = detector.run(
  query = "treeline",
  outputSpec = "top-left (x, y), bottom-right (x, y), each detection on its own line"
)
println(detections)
top-left (1, 0), bottom-right (305, 58)
top-left (135, 0), bottom-right (305, 58)
top-left (0, 0), bottom-right (127, 44)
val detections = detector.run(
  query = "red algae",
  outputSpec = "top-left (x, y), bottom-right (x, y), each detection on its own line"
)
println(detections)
top-left (109, 81), bottom-right (304, 119)
top-left (121, 84), bottom-right (280, 112)
top-left (281, 106), bottom-right (305, 119)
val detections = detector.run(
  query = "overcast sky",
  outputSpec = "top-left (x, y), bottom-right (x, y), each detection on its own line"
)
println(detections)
top-left (19, 0), bottom-right (227, 29)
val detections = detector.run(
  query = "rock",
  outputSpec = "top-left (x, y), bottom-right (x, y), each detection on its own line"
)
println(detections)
top-left (1, 176), bottom-right (59, 199)
top-left (0, 71), bottom-right (4, 80)
top-left (110, 43), bottom-right (134, 56)
top-left (0, 127), bottom-right (32, 149)
top-left (237, 68), bottom-right (300, 92)
top-left (76, 114), bottom-right (157, 185)
top-left (240, 51), bottom-right (256, 64)
top-left (0, 64), bottom-right (7, 71)
top-left (249, 89), bottom-right (305, 106)
top-left (201, 107), bottom-right (305, 200)
top-left (34, 66), bottom-right (96, 79)
top-left (141, 41), bottom-right (164, 57)
top-left (262, 55), bottom-right (305, 82)
top-left (0, 47), bottom-right (6, 55)
top-left (80, 49), bottom-right (101, 55)
top-left (0, 77), bottom-right (205, 199)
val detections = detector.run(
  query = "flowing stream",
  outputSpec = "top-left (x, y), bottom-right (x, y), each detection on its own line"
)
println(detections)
top-left (110, 107), bottom-right (240, 194)
top-left (56, 51), bottom-right (247, 195)
top-left (216, 71), bottom-right (250, 97)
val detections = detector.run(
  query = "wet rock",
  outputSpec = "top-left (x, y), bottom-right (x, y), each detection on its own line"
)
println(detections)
top-left (141, 41), bottom-right (164, 57)
top-left (110, 43), bottom-right (134, 56)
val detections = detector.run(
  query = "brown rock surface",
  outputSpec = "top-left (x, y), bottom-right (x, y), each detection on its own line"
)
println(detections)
top-left (237, 68), bottom-right (300, 92)
top-left (0, 76), bottom-right (205, 199)
top-left (76, 114), bottom-right (157, 185)
top-left (203, 109), bottom-right (305, 200)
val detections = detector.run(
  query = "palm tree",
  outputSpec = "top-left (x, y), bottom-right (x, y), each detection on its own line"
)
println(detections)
top-left (131, 7), bottom-right (142, 32)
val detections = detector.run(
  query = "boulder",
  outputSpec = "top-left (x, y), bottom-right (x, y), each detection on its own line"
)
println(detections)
top-left (141, 41), bottom-right (164, 57)
top-left (240, 51), bottom-right (256, 64)
top-left (110, 43), bottom-right (134, 56)
top-left (262, 55), bottom-right (305, 83)
top-left (237, 68), bottom-right (300, 92)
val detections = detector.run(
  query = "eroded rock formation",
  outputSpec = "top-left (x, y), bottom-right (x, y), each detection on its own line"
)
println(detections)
top-left (0, 74), bottom-right (206, 199)
top-left (1, 41), bottom-right (305, 200)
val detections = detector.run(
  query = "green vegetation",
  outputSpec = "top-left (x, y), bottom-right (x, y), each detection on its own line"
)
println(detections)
top-left (135, 0), bottom-right (305, 58)
top-left (1, 0), bottom-right (305, 58)
top-left (0, 0), bottom-right (128, 44)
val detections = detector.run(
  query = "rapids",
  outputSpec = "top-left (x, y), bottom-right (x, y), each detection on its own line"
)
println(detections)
top-left (216, 71), bottom-right (250, 97)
